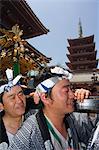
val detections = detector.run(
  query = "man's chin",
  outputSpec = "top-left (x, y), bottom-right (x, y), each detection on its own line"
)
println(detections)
top-left (16, 109), bottom-right (25, 116)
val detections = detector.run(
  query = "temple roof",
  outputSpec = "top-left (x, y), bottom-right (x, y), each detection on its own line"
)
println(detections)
top-left (0, 0), bottom-right (51, 76)
top-left (25, 41), bottom-right (52, 63)
top-left (0, 0), bottom-right (49, 39)
top-left (0, 41), bottom-right (52, 75)
top-left (67, 35), bottom-right (94, 47)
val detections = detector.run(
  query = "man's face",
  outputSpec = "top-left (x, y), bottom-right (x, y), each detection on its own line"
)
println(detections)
top-left (50, 79), bottom-right (75, 114)
top-left (2, 85), bottom-right (26, 117)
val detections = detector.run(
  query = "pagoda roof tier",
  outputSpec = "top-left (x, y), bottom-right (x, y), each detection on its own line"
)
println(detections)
top-left (66, 60), bottom-right (98, 71)
top-left (66, 60), bottom-right (98, 66)
top-left (67, 35), bottom-right (94, 47)
top-left (0, 0), bottom-right (49, 39)
top-left (67, 43), bottom-right (95, 54)
top-left (67, 51), bottom-right (97, 62)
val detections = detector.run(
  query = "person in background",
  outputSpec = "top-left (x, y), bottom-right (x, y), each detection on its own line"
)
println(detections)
top-left (8, 66), bottom-right (91, 150)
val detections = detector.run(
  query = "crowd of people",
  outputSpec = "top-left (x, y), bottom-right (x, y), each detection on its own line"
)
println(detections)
top-left (0, 67), bottom-right (99, 150)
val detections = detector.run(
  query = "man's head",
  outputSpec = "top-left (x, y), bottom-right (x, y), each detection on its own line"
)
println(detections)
top-left (0, 69), bottom-right (26, 117)
top-left (1, 85), bottom-right (26, 117)
top-left (34, 66), bottom-right (75, 114)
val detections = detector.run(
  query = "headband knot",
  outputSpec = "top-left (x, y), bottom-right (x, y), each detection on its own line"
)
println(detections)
top-left (36, 66), bottom-right (72, 93)
top-left (0, 69), bottom-right (22, 94)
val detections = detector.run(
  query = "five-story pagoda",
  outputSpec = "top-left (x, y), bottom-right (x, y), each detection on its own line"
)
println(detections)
top-left (66, 19), bottom-right (99, 93)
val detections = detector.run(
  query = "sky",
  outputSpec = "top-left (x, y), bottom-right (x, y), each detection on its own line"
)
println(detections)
top-left (27, 0), bottom-right (99, 68)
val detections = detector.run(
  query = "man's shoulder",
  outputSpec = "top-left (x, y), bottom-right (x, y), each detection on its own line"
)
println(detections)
top-left (25, 109), bottom-right (38, 120)
top-left (23, 112), bottom-right (38, 129)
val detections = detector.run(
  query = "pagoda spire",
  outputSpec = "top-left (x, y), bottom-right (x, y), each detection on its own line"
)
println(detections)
top-left (78, 18), bottom-right (83, 38)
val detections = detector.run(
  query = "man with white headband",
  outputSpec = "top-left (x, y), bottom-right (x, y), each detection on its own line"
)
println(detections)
top-left (8, 66), bottom-right (91, 150)
top-left (0, 68), bottom-right (41, 150)
top-left (0, 69), bottom-right (26, 149)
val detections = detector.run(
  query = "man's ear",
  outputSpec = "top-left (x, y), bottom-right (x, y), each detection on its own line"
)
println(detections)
top-left (0, 103), bottom-right (4, 112)
top-left (40, 93), bottom-right (50, 105)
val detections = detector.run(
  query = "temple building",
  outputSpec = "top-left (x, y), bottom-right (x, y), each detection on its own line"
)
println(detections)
top-left (0, 0), bottom-right (49, 39)
top-left (66, 20), bottom-right (99, 94)
top-left (66, 35), bottom-right (97, 72)
top-left (0, 0), bottom-right (51, 77)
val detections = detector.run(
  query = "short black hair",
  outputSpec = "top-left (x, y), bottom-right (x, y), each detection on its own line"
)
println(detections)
top-left (0, 80), bottom-right (7, 86)
top-left (0, 93), bottom-right (3, 103)
top-left (0, 80), bottom-right (7, 103)
top-left (33, 65), bottom-right (66, 88)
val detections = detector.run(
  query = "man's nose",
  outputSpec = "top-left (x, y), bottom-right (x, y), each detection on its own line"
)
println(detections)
top-left (69, 89), bottom-right (75, 99)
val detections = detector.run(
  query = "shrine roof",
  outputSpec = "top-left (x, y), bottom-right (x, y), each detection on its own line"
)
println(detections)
top-left (0, 0), bottom-right (49, 39)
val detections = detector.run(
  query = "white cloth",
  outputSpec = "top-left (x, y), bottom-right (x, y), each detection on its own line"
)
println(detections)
top-left (6, 131), bottom-right (14, 145)
top-left (0, 131), bottom-right (14, 150)
top-left (45, 116), bottom-right (70, 150)
top-left (0, 142), bottom-right (8, 150)
top-left (36, 66), bottom-right (73, 93)
top-left (91, 123), bottom-right (99, 147)
top-left (0, 68), bottom-right (22, 94)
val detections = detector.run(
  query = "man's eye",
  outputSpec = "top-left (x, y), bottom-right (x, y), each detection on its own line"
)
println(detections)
top-left (70, 85), bottom-right (73, 89)
top-left (64, 85), bottom-right (70, 89)
top-left (18, 91), bottom-right (24, 96)
top-left (63, 86), bottom-right (69, 91)
top-left (9, 96), bottom-right (15, 100)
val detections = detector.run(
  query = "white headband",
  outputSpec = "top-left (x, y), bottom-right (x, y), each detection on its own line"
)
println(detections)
top-left (36, 66), bottom-right (72, 93)
top-left (0, 69), bottom-right (22, 94)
